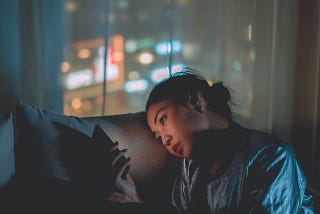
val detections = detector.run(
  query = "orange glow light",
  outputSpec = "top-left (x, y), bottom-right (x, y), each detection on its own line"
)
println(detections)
top-left (78, 49), bottom-right (91, 59)
top-left (61, 61), bottom-right (71, 73)
top-left (71, 98), bottom-right (82, 110)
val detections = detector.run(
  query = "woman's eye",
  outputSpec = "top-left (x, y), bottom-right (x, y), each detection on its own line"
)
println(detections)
top-left (159, 116), bottom-right (166, 124)
top-left (156, 136), bottom-right (162, 144)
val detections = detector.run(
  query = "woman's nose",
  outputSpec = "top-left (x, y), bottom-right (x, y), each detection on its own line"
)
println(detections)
top-left (162, 135), bottom-right (171, 146)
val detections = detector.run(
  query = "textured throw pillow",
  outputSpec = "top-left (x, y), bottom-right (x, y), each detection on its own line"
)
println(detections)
top-left (14, 102), bottom-right (96, 182)
top-left (0, 112), bottom-right (15, 187)
top-left (14, 102), bottom-right (118, 212)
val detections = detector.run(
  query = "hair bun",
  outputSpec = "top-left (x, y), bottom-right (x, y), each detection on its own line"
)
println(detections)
top-left (210, 82), bottom-right (231, 105)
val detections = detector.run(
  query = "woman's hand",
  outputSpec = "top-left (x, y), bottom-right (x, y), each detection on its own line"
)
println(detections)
top-left (108, 173), bottom-right (141, 203)
top-left (108, 142), bottom-right (141, 203)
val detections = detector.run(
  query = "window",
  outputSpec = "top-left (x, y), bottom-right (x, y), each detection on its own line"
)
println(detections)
top-left (61, 0), bottom-right (272, 131)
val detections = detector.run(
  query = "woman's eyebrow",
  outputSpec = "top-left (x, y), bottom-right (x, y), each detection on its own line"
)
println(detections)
top-left (154, 106), bottom-right (166, 124)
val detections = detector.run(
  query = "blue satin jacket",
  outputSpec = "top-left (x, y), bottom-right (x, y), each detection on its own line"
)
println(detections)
top-left (172, 124), bottom-right (314, 213)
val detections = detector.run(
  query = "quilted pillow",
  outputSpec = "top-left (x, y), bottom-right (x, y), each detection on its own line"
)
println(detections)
top-left (14, 102), bottom-right (116, 212)
top-left (14, 102), bottom-right (95, 182)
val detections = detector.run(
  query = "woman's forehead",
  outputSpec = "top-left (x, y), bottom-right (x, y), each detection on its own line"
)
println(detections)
top-left (147, 100), bottom-right (168, 115)
top-left (147, 100), bottom-right (172, 121)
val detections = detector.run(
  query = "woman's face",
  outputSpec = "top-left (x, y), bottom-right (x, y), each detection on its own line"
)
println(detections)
top-left (147, 99), bottom-right (210, 159)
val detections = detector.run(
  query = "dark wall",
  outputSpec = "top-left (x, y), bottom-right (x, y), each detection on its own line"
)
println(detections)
top-left (292, 0), bottom-right (320, 190)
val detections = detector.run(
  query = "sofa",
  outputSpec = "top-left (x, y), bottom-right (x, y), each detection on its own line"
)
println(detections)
top-left (0, 102), bottom-right (179, 213)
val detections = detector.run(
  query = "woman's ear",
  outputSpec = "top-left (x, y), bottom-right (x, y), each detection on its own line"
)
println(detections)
top-left (189, 91), bottom-right (207, 113)
top-left (195, 105), bottom-right (202, 113)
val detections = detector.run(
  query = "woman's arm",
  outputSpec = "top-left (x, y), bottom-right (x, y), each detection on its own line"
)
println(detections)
top-left (239, 144), bottom-right (314, 213)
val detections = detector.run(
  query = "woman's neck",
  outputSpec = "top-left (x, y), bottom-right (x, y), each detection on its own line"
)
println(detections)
top-left (208, 112), bottom-right (229, 130)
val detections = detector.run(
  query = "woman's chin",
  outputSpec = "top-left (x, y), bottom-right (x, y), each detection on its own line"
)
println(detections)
top-left (182, 150), bottom-right (192, 159)
top-left (169, 150), bottom-right (185, 158)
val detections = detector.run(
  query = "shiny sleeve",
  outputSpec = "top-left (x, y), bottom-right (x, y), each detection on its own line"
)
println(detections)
top-left (239, 144), bottom-right (314, 213)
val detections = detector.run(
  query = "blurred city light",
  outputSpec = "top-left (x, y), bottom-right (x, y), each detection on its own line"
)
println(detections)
top-left (128, 70), bottom-right (140, 80)
top-left (139, 52), bottom-right (154, 64)
top-left (71, 98), bottom-right (82, 110)
top-left (78, 49), bottom-right (91, 59)
top-left (124, 79), bottom-right (148, 93)
top-left (93, 46), bottom-right (120, 83)
top-left (248, 24), bottom-right (252, 42)
top-left (150, 64), bottom-right (184, 83)
top-left (136, 38), bottom-right (155, 49)
top-left (232, 60), bottom-right (243, 71)
top-left (61, 61), bottom-right (71, 73)
top-left (155, 40), bottom-right (182, 55)
top-left (65, 69), bottom-right (93, 90)
top-left (125, 38), bottom-right (155, 53)
top-left (65, 1), bottom-right (78, 12)
top-left (125, 39), bottom-right (137, 53)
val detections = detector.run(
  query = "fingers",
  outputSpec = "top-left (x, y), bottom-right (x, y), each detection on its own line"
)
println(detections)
top-left (115, 157), bottom-right (130, 182)
top-left (109, 141), bottom-right (128, 165)
top-left (108, 141), bottom-right (131, 180)
top-left (109, 141), bottom-right (119, 152)
top-left (111, 148), bottom-right (128, 166)
top-left (121, 164), bottom-right (130, 179)
top-left (107, 192), bottom-right (132, 203)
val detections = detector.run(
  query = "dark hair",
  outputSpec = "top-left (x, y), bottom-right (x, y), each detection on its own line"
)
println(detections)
top-left (146, 68), bottom-right (232, 120)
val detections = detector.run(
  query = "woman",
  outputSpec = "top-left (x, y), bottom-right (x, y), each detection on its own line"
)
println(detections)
top-left (108, 69), bottom-right (314, 213)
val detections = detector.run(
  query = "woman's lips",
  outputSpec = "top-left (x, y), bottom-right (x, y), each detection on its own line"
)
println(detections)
top-left (173, 142), bottom-right (183, 155)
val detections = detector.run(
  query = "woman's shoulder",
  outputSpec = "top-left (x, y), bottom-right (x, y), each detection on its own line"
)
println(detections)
top-left (241, 127), bottom-right (295, 160)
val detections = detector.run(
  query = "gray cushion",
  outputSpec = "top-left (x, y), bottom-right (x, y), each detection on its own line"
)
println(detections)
top-left (13, 102), bottom-right (124, 211)
top-left (14, 102), bottom-right (95, 182)
top-left (14, 102), bottom-right (178, 206)
top-left (0, 112), bottom-right (15, 187)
